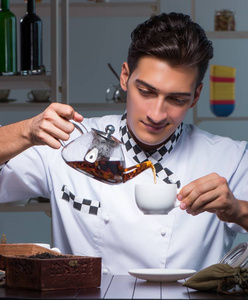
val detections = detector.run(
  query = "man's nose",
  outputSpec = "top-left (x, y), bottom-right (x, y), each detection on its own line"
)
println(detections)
top-left (147, 97), bottom-right (167, 123)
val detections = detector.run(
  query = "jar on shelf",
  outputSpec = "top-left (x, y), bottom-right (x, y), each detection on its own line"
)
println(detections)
top-left (215, 10), bottom-right (235, 31)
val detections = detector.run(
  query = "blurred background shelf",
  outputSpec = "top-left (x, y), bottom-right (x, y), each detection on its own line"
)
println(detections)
top-left (206, 31), bottom-right (248, 39)
top-left (193, 115), bottom-right (248, 125)
top-left (0, 0), bottom-right (160, 109)
top-left (191, 0), bottom-right (248, 125)
top-left (0, 102), bottom-right (126, 112)
top-left (0, 202), bottom-right (51, 214)
top-left (0, 0), bottom-right (60, 102)
top-left (68, 1), bottom-right (159, 17)
top-left (0, 74), bottom-right (52, 90)
top-left (10, 1), bottom-right (159, 17)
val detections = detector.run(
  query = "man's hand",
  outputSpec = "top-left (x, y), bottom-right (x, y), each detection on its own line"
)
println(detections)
top-left (28, 103), bottom-right (83, 149)
top-left (177, 173), bottom-right (242, 224)
top-left (0, 103), bottom-right (83, 165)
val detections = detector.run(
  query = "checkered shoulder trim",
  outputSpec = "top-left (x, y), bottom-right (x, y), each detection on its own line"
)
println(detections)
top-left (61, 185), bottom-right (101, 216)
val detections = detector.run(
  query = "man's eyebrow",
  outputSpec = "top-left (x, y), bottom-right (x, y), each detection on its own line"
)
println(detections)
top-left (135, 79), bottom-right (157, 91)
top-left (169, 92), bottom-right (192, 97)
top-left (136, 79), bottom-right (192, 97)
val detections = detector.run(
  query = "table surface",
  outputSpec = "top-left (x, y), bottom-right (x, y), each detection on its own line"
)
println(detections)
top-left (0, 274), bottom-right (247, 299)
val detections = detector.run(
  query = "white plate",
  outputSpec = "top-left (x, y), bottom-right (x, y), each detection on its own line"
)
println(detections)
top-left (128, 268), bottom-right (196, 282)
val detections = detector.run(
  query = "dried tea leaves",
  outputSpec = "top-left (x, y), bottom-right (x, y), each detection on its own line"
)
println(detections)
top-left (28, 252), bottom-right (68, 259)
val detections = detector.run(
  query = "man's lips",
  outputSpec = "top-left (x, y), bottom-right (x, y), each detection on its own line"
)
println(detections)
top-left (142, 121), bottom-right (168, 132)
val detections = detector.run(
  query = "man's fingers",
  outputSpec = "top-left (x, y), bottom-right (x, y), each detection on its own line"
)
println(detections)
top-left (178, 173), bottom-right (226, 210)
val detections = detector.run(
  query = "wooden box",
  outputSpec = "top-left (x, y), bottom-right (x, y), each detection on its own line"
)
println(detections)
top-left (0, 243), bottom-right (59, 270)
top-left (0, 244), bottom-right (101, 291)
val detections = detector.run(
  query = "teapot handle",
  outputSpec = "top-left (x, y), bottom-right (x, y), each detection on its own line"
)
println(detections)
top-left (73, 122), bottom-right (88, 134)
top-left (60, 122), bottom-right (88, 147)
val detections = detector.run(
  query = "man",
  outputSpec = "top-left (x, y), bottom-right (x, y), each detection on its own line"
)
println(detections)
top-left (0, 13), bottom-right (247, 275)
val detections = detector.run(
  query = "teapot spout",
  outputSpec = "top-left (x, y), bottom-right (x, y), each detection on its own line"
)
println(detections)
top-left (122, 161), bottom-right (156, 183)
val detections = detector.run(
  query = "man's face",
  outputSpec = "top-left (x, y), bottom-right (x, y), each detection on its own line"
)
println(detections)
top-left (120, 56), bottom-right (202, 151)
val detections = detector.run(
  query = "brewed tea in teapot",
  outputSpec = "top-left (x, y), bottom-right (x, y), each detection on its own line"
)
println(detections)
top-left (61, 124), bottom-right (156, 184)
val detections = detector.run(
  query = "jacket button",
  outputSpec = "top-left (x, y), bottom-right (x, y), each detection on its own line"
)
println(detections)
top-left (161, 228), bottom-right (166, 236)
top-left (104, 215), bottom-right (110, 223)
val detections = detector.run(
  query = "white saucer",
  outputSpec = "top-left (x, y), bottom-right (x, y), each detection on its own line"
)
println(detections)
top-left (128, 268), bottom-right (196, 282)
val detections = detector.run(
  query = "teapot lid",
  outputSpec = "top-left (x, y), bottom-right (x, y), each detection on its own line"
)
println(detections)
top-left (92, 125), bottom-right (121, 144)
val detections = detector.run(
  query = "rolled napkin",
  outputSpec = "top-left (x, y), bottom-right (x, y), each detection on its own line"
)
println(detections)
top-left (183, 263), bottom-right (248, 294)
top-left (210, 65), bottom-right (236, 117)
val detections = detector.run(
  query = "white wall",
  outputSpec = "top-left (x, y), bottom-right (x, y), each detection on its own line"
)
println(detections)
top-left (0, 211), bottom-right (52, 245)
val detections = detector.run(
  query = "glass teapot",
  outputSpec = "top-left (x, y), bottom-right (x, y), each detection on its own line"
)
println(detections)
top-left (61, 124), bottom-right (156, 184)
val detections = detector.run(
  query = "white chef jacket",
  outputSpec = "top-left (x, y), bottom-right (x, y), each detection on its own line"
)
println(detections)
top-left (0, 114), bottom-right (248, 275)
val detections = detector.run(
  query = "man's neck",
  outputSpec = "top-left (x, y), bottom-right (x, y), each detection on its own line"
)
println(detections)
top-left (127, 126), bottom-right (171, 153)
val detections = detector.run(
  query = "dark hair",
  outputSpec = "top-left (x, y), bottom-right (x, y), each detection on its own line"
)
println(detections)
top-left (128, 12), bottom-right (213, 86)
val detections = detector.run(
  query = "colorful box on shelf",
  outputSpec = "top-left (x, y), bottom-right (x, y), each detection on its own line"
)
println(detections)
top-left (210, 65), bottom-right (236, 117)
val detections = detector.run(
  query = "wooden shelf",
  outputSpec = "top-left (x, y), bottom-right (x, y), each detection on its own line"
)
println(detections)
top-left (206, 31), bottom-right (248, 39)
top-left (193, 115), bottom-right (248, 125)
top-left (68, 1), bottom-right (159, 17)
top-left (0, 74), bottom-right (52, 90)
top-left (0, 101), bottom-right (126, 112)
top-left (11, 1), bottom-right (159, 18)
top-left (0, 202), bottom-right (51, 214)
top-left (9, 2), bottom-right (51, 18)
top-left (71, 102), bottom-right (126, 111)
top-left (0, 102), bottom-right (51, 111)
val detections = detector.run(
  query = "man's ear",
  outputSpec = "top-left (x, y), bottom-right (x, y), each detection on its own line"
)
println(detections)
top-left (120, 62), bottom-right (130, 91)
top-left (190, 83), bottom-right (203, 108)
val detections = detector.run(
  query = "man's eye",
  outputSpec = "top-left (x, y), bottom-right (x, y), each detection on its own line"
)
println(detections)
top-left (169, 97), bottom-right (187, 105)
top-left (138, 88), bottom-right (154, 96)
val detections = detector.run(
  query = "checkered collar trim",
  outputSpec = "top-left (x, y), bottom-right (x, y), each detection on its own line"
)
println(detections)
top-left (119, 112), bottom-right (183, 187)
top-left (119, 112), bottom-right (183, 163)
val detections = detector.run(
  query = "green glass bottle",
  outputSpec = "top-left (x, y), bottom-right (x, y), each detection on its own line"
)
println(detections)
top-left (0, 0), bottom-right (17, 75)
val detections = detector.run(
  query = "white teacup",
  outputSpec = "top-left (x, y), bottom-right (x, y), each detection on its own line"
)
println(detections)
top-left (135, 183), bottom-right (179, 215)
top-left (28, 89), bottom-right (51, 102)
